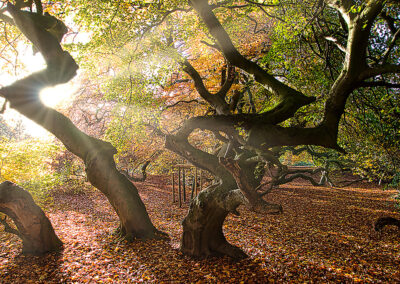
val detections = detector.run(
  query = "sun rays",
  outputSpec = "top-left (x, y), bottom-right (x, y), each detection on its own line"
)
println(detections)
top-left (39, 83), bottom-right (76, 108)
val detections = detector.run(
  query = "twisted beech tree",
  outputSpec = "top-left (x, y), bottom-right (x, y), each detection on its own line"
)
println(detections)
top-left (163, 0), bottom-right (400, 258)
top-left (1, 0), bottom-right (399, 259)
top-left (0, 2), bottom-right (163, 240)
top-left (61, 0), bottom-right (399, 258)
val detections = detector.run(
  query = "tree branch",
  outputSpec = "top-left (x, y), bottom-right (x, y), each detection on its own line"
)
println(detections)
top-left (219, 157), bottom-right (282, 214)
top-left (190, 0), bottom-right (315, 107)
top-left (163, 99), bottom-right (206, 110)
top-left (324, 36), bottom-right (347, 53)
top-left (0, 216), bottom-right (21, 237)
top-left (359, 81), bottom-right (400, 88)
top-left (380, 10), bottom-right (397, 34)
top-left (216, 64), bottom-right (235, 100)
top-left (181, 59), bottom-right (230, 114)
top-left (360, 64), bottom-right (400, 80)
top-left (381, 27), bottom-right (400, 63)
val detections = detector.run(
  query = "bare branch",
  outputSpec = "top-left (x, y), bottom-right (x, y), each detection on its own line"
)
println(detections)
top-left (244, 1), bottom-right (278, 8)
top-left (229, 89), bottom-right (244, 112)
top-left (190, 0), bottom-right (314, 106)
top-left (200, 40), bottom-right (220, 51)
top-left (216, 64), bottom-right (235, 99)
top-left (360, 64), bottom-right (400, 80)
top-left (381, 27), bottom-right (400, 63)
top-left (219, 157), bottom-right (282, 214)
top-left (324, 36), bottom-right (347, 53)
top-left (359, 81), bottom-right (400, 88)
top-left (163, 99), bottom-right (206, 110)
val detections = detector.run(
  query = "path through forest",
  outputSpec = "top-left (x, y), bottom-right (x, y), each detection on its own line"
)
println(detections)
top-left (1, 176), bottom-right (399, 283)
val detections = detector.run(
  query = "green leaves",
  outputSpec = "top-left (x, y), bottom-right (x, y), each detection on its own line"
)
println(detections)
top-left (0, 138), bottom-right (63, 206)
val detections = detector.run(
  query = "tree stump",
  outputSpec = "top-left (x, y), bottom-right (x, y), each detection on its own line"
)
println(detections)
top-left (0, 181), bottom-right (62, 255)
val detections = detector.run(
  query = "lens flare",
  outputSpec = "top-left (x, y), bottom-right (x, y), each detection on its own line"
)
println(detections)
top-left (39, 83), bottom-right (76, 108)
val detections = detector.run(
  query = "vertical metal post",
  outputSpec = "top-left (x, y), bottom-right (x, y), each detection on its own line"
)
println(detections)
top-left (194, 167), bottom-right (198, 198)
top-left (200, 170), bottom-right (203, 192)
top-left (190, 167), bottom-right (195, 200)
top-left (183, 168), bottom-right (186, 202)
top-left (178, 167), bottom-right (182, 207)
top-left (172, 171), bottom-right (175, 203)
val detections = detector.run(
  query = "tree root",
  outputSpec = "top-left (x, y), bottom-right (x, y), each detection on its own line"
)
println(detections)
top-left (375, 217), bottom-right (400, 232)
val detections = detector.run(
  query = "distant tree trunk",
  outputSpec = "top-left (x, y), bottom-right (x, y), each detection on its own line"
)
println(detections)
top-left (0, 4), bottom-right (163, 241)
top-left (121, 161), bottom-right (150, 182)
top-left (0, 181), bottom-right (62, 255)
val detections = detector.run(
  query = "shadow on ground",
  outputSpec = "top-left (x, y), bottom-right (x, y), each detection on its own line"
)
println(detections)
top-left (0, 175), bottom-right (399, 282)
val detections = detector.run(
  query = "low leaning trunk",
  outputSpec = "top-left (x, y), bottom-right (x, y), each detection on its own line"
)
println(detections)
top-left (0, 181), bottom-right (62, 255)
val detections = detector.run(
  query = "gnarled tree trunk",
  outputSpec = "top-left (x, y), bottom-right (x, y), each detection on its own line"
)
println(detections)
top-left (0, 3), bottom-right (162, 240)
top-left (181, 182), bottom-right (247, 258)
top-left (0, 181), bottom-right (62, 255)
top-left (166, 135), bottom-right (282, 258)
top-left (180, 179), bottom-right (282, 259)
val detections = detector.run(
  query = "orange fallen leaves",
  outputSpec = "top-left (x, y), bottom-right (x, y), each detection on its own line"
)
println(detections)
top-left (0, 175), bottom-right (399, 282)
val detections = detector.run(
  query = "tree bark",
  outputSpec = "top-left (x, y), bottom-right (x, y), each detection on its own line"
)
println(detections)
top-left (0, 181), bottom-right (62, 255)
top-left (181, 182), bottom-right (248, 259)
top-left (166, 134), bottom-right (282, 258)
top-left (0, 4), bottom-right (163, 241)
top-left (85, 152), bottom-right (162, 240)
top-left (166, 134), bottom-right (248, 258)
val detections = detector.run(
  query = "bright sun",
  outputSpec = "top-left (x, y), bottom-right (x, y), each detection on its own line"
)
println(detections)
top-left (11, 49), bottom-right (76, 108)
top-left (39, 83), bottom-right (76, 108)
top-left (0, 49), bottom-right (77, 139)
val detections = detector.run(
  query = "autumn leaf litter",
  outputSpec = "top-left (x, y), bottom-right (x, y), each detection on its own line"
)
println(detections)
top-left (1, 175), bottom-right (399, 283)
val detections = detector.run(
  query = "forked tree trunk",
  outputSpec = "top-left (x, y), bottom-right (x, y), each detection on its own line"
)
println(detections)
top-left (165, 136), bottom-right (250, 258)
top-left (0, 181), bottom-right (62, 255)
top-left (166, 136), bottom-right (282, 258)
top-left (0, 4), bottom-right (163, 241)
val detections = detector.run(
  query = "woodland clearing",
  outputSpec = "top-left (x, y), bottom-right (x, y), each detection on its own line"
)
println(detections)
top-left (1, 175), bottom-right (399, 283)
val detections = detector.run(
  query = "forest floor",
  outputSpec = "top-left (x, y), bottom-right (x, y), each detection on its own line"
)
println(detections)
top-left (1, 175), bottom-right (400, 283)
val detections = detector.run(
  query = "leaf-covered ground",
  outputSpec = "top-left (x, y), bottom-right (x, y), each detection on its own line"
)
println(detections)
top-left (1, 176), bottom-right (400, 283)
